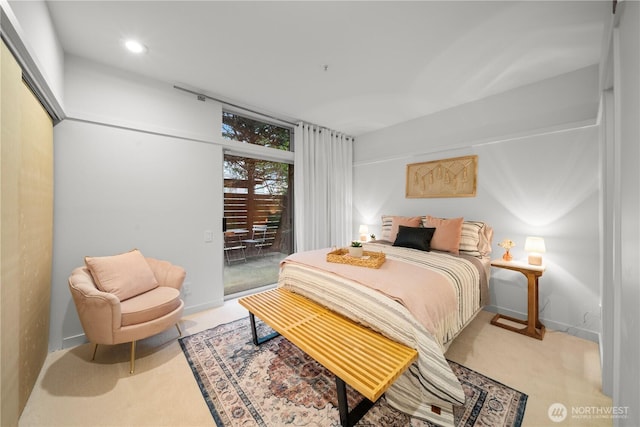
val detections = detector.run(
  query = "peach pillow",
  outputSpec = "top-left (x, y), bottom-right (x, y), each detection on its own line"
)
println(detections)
top-left (424, 216), bottom-right (464, 254)
top-left (85, 249), bottom-right (158, 301)
top-left (389, 216), bottom-right (422, 242)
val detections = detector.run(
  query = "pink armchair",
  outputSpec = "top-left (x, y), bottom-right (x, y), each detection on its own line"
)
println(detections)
top-left (68, 250), bottom-right (185, 373)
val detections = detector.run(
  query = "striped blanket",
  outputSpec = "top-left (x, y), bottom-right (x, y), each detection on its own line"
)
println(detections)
top-left (278, 242), bottom-right (489, 426)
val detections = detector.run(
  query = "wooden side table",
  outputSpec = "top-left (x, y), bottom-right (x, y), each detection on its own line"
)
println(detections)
top-left (490, 259), bottom-right (546, 340)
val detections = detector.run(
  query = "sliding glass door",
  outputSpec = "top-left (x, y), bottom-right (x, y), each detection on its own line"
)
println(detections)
top-left (222, 112), bottom-right (293, 297)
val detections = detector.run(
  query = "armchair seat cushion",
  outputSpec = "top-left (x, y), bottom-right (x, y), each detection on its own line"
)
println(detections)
top-left (120, 286), bottom-right (182, 327)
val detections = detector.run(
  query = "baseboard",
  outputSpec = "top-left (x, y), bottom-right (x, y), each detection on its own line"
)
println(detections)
top-left (63, 333), bottom-right (89, 349)
top-left (485, 305), bottom-right (599, 343)
top-left (224, 283), bottom-right (277, 301)
top-left (183, 299), bottom-right (224, 316)
top-left (61, 299), bottom-right (225, 350)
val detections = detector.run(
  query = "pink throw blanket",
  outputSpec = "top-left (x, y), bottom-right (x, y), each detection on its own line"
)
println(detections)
top-left (282, 248), bottom-right (458, 340)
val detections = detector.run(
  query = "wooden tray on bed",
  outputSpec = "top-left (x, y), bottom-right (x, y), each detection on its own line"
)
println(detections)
top-left (326, 248), bottom-right (386, 269)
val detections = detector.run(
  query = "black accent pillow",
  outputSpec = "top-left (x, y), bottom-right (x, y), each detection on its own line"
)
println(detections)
top-left (392, 226), bottom-right (436, 251)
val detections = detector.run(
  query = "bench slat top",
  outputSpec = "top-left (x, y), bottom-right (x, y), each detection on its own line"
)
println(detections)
top-left (239, 288), bottom-right (418, 402)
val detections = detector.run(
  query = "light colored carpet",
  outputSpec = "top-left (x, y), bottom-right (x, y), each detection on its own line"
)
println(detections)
top-left (19, 302), bottom-right (612, 426)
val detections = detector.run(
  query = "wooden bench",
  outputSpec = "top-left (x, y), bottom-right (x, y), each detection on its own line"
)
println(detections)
top-left (238, 288), bottom-right (418, 427)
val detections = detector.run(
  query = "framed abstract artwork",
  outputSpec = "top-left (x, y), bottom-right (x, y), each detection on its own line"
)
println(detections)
top-left (406, 155), bottom-right (478, 198)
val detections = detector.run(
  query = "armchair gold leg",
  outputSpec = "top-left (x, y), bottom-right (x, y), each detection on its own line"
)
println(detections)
top-left (91, 343), bottom-right (98, 361)
top-left (129, 341), bottom-right (136, 374)
top-left (176, 323), bottom-right (182, 337)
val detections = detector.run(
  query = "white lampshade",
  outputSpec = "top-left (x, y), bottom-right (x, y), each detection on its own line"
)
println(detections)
top-left (524, 236), bottom-right (546, 266)
top-left (358, 224), bottom-right (369, 241)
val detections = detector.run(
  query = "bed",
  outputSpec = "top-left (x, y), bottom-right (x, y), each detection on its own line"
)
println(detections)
top-left (277, 216), bottom-right (493, 426)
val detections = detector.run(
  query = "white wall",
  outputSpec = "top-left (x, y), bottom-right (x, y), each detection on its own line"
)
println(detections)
top-left (51, 56), bottom-right (226, 350)
top-left (64, 55), bottom-right (219, 142)
top-left (611, 1), bottom-right (640, 423)
top-left (355, 66), bottom-right (599, 166)
top-left (354, 66), bottom-right (602, 341)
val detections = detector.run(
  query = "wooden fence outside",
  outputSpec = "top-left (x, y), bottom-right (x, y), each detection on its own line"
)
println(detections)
top-left (223, 192), bottom-right (290, 253)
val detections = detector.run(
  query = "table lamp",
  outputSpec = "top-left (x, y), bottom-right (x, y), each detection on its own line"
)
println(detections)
top-left (524, 236), bottom-right (546, 266)
top-left (359, 225), bottom-right (369, 241)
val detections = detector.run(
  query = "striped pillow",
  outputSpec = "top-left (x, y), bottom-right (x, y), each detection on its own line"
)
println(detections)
top-left (380, 215), bottom-right (394, 240)
top-left (459, 221), bottom-right (484, 256)
top-left (380, 215), bottom-right (422, 242)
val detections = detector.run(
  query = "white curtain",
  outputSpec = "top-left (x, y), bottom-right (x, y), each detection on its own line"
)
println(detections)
top-left (294, 123), bottom-right (353, 252)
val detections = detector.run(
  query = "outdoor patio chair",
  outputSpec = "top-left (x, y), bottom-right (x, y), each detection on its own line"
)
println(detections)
top-left (242, 224), bottom-right (270, 256)
top-left (224, 231), bottom-right (247, 264)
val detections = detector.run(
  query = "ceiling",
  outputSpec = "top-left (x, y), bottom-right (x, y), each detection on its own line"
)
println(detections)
top-left (45, 1), bottom-right (611, 136)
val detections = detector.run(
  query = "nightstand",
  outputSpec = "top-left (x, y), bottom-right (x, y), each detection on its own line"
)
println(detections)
top-left (490, 259), bottom-right (546, 340)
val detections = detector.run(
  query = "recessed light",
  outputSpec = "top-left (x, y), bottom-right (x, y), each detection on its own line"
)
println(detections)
top-left (124, 39), bottom-right (147, 54)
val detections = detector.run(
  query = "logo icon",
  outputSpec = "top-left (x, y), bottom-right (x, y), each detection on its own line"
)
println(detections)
top-left (548, 403), bottom-right (567, 422)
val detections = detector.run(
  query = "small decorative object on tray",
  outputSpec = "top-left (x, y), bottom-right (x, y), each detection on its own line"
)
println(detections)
top-left (326, 247), bottom-right (386, 269)
top-left (348, 241), bottom-right (364, 258)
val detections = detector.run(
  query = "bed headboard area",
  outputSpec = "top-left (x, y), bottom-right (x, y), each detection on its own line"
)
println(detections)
top-left (379, 215), bottom-right (493, 258)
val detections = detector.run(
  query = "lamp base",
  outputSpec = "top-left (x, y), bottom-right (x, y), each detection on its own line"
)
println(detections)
top-left (528, 253), bottom-right (542, 266)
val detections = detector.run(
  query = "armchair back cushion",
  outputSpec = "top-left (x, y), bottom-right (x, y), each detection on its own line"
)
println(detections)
top-left (85, 249), bottom-right (158, 301)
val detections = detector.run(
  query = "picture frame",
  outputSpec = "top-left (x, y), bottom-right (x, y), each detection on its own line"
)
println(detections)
top-left (406, 155), bottom-right (478, 198)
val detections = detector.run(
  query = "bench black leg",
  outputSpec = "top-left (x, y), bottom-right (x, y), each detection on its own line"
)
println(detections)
top-left (248, 312), bottom-right (280, 346)
top-left (247, 311), bottom-right (377, 426)
top-left (335, 376), bottom-right (376, 427)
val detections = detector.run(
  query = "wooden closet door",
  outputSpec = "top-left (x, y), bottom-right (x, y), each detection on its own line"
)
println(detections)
top-left (1, 40), bottom-right (53, 425)
top-left (1, 38), bottom-right (23, 427)
top-left (18, 70), bottom-right (53, 414)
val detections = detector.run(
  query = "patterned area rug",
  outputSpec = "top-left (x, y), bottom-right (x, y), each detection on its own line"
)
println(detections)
top-left (180, 318), bottom-right (527, 426)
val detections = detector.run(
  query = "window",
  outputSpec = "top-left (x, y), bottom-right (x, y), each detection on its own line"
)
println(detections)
top-left (222, 111), bottom-right (291, 151)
